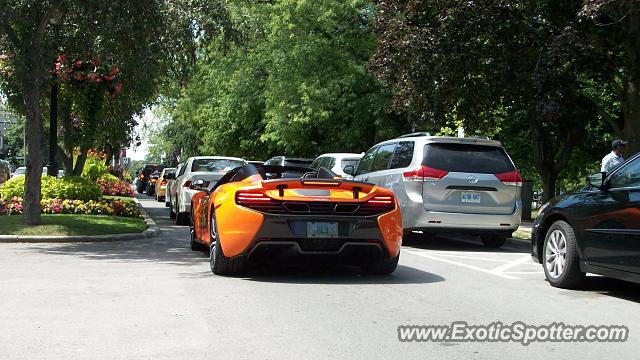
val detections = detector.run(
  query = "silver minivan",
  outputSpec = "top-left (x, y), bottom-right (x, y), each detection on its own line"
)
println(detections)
top-left (348, 133), bottom-right (522, 247)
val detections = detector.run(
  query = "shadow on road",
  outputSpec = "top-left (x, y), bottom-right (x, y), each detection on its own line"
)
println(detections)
top-left (403, 233), bottom-right (530, 254)
top-left (29, 224), bottom-right (206, 266)
top-left (567, 276), bottom-right (640, 304)
top-left (239, 264), bottom-right (445, 285)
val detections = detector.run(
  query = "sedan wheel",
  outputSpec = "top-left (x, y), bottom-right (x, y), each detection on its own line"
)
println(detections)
top-left (542, 220), bottom-right (585, 288)
top-left (545, 230), bottom-right (566, 279)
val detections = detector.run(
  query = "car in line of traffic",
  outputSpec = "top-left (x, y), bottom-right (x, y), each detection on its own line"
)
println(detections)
top-left (188, 163), bottom-right (402, 275)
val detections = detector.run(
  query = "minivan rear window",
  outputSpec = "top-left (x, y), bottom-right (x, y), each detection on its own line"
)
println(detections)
top-left (423, 143), bottom-right (515, 174)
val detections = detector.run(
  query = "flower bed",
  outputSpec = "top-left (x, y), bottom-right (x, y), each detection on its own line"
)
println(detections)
top-left (0, 197), bottom-right (140, 218)
top-left (97, 178), bottom-right (135, 197)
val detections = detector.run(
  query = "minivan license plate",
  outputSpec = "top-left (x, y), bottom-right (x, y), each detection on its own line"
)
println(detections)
top-left (461, 192), bottom-right (481, 203)
top-left (307, 222), bottom-right (339, 238)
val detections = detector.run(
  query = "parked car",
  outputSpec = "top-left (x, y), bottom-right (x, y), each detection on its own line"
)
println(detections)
top-left (12, 166), bottom-right (26, 178)
top-left (189, 163), bottom-right (402, 275)
top-left (155, 168), bottom-right (175, 202)
top-left (136, 164), bottom-right (164, 194)
top-left (264, 156), bottom-right (313, 178)
top-left (166, 163), bottom-right (182, 208)
top-left (347, 132), bottom-right (522, 247)
top-left (145, 170), bottom-right (161, 196)
top-left (310, 153), bottom-right (363, 178)
top-left (531, 152), bottom-right (640, 289)
top-left (168, 156), bottom-right (247, 225)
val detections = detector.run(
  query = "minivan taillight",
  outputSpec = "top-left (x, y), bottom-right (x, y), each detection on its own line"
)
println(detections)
top-left (403, 166), bottom-right (448, 182)
top-left (496, 171), bottom-right (523, 186)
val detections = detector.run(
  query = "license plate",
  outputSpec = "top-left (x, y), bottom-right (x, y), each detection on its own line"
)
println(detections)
top-left (461, 192), bottom-right (481, 203)
top-left (306, 221), bottom-right (339, 238)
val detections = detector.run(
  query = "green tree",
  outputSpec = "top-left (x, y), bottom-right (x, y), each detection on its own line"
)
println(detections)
top-left (370, 0), bottom-right (618, 201)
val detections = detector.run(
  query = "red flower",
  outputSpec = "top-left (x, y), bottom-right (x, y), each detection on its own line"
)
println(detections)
top-left (74, 59), bottom-right (83, 68)
top-left (56, 54), bottom-right (67, 63)
top-left (114, 83), bottom-right (122, 94)
top-left (109, 66), bottom-right (120, 76)
top-left (103, 74), bottom-right (116, 81)
top-left (73, 72), bottom-right (86, 81)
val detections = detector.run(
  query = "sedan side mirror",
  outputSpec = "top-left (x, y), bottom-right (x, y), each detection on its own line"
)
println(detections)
top-left (343, 165), bottom-right (355, 176)
top-left (586, 172), bottom-right (605, 189)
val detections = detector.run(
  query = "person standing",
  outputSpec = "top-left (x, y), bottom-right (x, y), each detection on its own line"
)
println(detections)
top-left (601, 139), bottom-right (628, 173)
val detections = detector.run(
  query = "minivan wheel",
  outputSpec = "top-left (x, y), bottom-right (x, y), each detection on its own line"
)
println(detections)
top-left (480, 234), bottom-right (507, 248)
top-left (543, 220), bottom-right (585, 288)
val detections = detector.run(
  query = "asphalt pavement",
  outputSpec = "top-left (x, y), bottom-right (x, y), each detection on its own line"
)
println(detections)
top-left (1, 196), bottom-right (639, 359)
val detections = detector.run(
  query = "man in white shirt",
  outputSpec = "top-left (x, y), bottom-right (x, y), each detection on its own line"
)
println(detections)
top-left (601, 139), bottom-right (628, 173)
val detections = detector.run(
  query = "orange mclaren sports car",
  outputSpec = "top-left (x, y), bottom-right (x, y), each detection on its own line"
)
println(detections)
top-left (189, 164), bottom-right (403, 276)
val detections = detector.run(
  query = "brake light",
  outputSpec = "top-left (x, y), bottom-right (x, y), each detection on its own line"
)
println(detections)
top-left (367, 195), bottom-right (395, 210)
top-left (403, 166), bottom-right (448, 182)
top-left (160, 180), bottom-right (167, 186)
top-left (236, 190), bottom-right (273, 204)
top-left (183, 181), bottom-right (191, 188)
top-left (496, 170), bottom-right (523, 186)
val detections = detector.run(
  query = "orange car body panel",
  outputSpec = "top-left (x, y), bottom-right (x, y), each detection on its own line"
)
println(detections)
top-left (192, 175), bottom-right (402, 258)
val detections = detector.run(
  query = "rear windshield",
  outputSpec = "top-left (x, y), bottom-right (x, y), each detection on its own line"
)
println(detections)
top-left (191, 159), bottom-right (245, 172)
top-left (423, 143), bottom-right (515, 174)
top-left (341, 158), bottom-right (360, 169)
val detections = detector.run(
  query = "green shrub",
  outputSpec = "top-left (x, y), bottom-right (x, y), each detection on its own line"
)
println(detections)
top-left (81, 153), bottom-right (110, 180)
top-left (0, 176), bottom-right (101, 201)
top-left (99, 173), bottom-right (120, 182)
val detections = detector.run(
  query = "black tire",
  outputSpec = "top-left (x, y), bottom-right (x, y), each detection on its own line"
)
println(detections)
top-left (402, 230), bottom-right (427, 246)
top-left (209, 213), bottom-right (247, 275)
top-left (190, 228), bottom-right (205, 251)
top-left (169, 204), bottom-right (176, 219)
top-left (176, 211), bottom-right (189, 226)
top-left (175, 198), bottom-right (189, 225)
top-left (157, 196), bottom-right (165, 203)
top-left (480, 234), bottom-right (508, 248)
top-left (165, 200), bottom-right (171, 208)
top-left (542, 220), bottom-right (585, 289)
top-left (361, 253), bottom-right (400, 275)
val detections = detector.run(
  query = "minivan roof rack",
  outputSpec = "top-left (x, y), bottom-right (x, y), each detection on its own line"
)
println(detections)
top-left (397, 132), bottom-right (431, 139)
top-left (465, 135), bottom-right (491, 140)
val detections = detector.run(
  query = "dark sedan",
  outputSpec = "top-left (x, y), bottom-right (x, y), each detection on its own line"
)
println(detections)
top-left (531, 152), bottom-right (640, 288)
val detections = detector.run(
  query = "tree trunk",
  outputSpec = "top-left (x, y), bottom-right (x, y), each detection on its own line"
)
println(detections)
top-left (72, 145), bottom-right (89, 176)
top-left (22, 75), bottom-right (44, 225)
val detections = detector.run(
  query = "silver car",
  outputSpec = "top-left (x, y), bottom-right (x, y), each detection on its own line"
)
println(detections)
top-left (168, 156), bottom-right (247, 225)
top-left (349, 133), bottom-right (522, 247)
top-left (310, 153), bottom-right (363, 178)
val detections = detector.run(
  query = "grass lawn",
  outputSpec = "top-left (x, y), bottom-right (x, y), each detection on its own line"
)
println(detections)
top-left (0, 214), bottom-right (147, 236)
top-left (512, 229), bottom-right (531, 241)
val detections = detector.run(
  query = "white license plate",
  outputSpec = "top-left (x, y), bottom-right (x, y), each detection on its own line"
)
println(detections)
top-left (461, 192), bottom-right (481, 203)
top-left (306, 221), bottom-right (339, 238)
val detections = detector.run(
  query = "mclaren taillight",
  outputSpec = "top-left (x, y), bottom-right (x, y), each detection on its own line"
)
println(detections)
top-left (367, 195), bottom-right (395, 210)
top-left (160, 180), bottom-right (167, 186)
top-left (496, 170), bottom-right (523, 186)
top-left (403, 165), bottom-right (448, 182)
top-left (236, 190), bottom-right (273, 205)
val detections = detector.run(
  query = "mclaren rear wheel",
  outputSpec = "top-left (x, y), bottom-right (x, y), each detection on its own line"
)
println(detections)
top-left (209, 213), bottom-right (247, 276)
top-left (361, 253), bottom-right (399, 275)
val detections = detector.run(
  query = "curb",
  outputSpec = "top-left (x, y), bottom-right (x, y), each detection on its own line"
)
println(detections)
top-left (0, 197), bottom-right (160, 243)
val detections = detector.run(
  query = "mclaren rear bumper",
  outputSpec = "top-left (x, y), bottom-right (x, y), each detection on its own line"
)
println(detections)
top-left (238, 214), bottom-right (398, 264)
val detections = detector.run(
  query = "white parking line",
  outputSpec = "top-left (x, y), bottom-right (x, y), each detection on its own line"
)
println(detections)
top-left (416, 253), bottom-right (512, 263)
top-left (490, 255), bottom-right (535, 273)
top-left (404, 249), bottom-right (519, 280)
